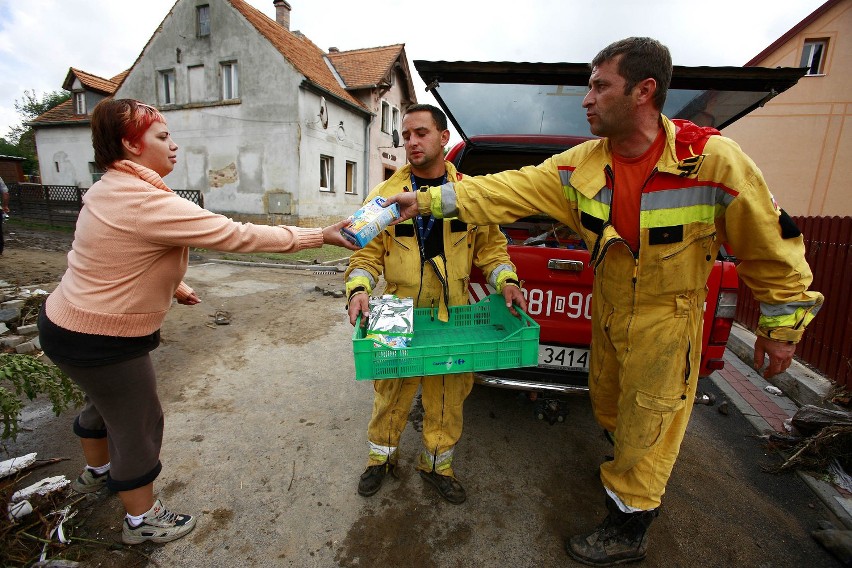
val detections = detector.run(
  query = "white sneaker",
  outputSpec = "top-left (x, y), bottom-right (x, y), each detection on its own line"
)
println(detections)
top-left (121, 499), bottom-right (197, 544)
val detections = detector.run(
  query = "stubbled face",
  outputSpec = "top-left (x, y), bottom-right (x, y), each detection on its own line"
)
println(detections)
top-left (131, 121), bottom-right (178, 177)
top-left (583, 56), bottom-right (636, 139)
top-left (401, 110), bottom-right (448, 173)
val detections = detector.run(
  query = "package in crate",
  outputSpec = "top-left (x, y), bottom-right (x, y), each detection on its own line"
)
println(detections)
top-left (352, 294), bottom-right (540, 381)
top-left (365, 295), bottom-right (414, 349)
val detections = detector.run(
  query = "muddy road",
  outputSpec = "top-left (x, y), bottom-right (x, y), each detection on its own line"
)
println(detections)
top-left (1, 228), bottom-right (842, 567)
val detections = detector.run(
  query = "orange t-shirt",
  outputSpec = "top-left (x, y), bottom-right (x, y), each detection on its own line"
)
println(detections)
top-left (611, 129), bottom-right (666, 253)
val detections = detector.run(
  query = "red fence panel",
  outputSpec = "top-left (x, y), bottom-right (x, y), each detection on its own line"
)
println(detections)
top-left (734, 216), bottom-right (852, 388)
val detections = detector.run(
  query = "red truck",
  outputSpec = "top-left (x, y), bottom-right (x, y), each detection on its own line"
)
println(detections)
top-left (413, 60), bottom-right (805, 404)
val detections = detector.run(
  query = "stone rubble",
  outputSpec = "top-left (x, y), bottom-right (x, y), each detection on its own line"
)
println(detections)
top-left (0, 282), bottom-right (48, 356)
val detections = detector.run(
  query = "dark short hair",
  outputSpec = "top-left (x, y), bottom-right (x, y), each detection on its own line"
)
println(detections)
top-left (404, 103), bottom-right (448, 131)
top-left (91, 99), bottom-right (165, 170)
top-left (591, 37), bottom-right (672, 110)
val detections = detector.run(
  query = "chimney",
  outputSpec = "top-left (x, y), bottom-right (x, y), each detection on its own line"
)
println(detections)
top-left (273, 0), bottom-right (291, 30)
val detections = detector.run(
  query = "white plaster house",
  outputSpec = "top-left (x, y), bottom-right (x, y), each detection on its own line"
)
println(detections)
top-left (31, 0), bottom-right (416, 225)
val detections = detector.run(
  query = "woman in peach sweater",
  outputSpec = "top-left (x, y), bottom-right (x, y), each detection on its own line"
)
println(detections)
top-left (38, 98), bottom-right (357, 545)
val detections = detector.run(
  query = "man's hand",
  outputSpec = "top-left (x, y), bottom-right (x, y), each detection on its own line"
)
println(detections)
top-left (754, 335), bottom-right (796, 378)
top-left (348, 292), bottom-right (370, 327)
top-left (503, 285), bottom-right (527, 317)
top-left (382, 192), bottom-right (420, 223)
top-left (177, 291), bottom-right (201, 305)
top-left (323, 218), bottom-right (361, 251)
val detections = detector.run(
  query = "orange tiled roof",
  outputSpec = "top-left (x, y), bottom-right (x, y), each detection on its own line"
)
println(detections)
top-left (29, 99), bottom-right (87, 126)
top-left (228, 0), bottom-right (367, 111)
top-left (64, 68), bottom-right (121, 95)
top-left (327, 44), bottom-right (404, 89)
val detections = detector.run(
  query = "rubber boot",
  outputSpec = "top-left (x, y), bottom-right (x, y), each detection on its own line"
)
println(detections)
top-left (566, 495), bottom-right (659, 566)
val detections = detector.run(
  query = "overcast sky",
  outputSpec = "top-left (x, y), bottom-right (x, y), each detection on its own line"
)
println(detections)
top-left (0, 0), bottom-right (827, 145)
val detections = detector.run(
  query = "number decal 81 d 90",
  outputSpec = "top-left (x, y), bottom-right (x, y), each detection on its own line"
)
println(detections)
top-left (522, 288), bottom-right (592, 320)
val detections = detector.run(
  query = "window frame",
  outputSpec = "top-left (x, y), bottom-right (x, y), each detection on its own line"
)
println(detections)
top-left (88, 162), bottom-right (105, 183)
top-left (392, 107), bottom-right (400, 134)
top-left (159, 69), bottom-right (176, 105)
top-left (800, 38), bottom-right (828, 76)
top-left (73, 92), bottom-right (86, 115)
top-left (197, 4), bottom-right (210, 37)
top-left (381, 100), bottom-right (394, 134)
top-left (221, 61), bottom-right (239, 100)
top-left (345, 161), bottom-right (357, 195)
top-left (320, 155), bottom-right (334, 192)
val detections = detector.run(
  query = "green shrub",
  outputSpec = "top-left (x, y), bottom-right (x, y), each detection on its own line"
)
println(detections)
top-left (0, 354), bottom-right (83, 440)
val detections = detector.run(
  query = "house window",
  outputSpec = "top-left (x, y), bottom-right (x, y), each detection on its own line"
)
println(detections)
top-left (74, 92), bottom-right (86, 115)
top-left (381, 100), bottom-right (391, 133)
top-left (221, 62), bottom-right (239, 100)
top-left (320, 155), bottom-right (333, 192)
top-left (392, 107), bottom-right (400, 133)
top-left (89, 162), bottom-right (105, 183)
top-left (159, 70), bottom-right (176, 104)
top-left (197, 5), bottom-right (210, 37)
top-left (800, 39), bottom-right (828, 75)
top-left (345, 161), bottom-right (357, 194)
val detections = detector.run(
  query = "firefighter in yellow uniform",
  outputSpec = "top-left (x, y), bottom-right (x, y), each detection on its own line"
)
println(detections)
top-left (346, 104), bottom-right (525, 504)
top-left (386, 39), bottom-right (822, 564)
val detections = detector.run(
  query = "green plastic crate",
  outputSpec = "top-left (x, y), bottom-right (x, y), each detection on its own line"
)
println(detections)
top-left (352, 294), bottom-right (540, 380)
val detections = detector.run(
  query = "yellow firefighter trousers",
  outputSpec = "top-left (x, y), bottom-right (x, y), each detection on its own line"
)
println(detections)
top-left (365, 265), bottom-right (474, 477)
top-left (588, 243), bottom-right (703, 511)
top-left (366, 372), bottom-right (474, 476)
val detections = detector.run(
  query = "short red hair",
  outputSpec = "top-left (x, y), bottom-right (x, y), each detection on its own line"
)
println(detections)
top-left (91, 99), bottom-right (165, 170)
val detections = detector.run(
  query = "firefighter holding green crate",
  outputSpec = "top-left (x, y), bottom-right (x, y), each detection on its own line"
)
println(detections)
top-left (345, 104), bottom-right (526, 504)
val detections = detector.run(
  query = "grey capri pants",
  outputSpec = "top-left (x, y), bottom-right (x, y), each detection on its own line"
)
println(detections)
top-left (55, 354), bottom-right (164, 492)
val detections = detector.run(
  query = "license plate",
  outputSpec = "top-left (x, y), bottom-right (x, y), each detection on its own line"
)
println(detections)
top-left (538, 344), bottom-right (590, 371)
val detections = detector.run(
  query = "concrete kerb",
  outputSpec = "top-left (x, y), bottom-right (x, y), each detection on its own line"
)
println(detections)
top-left (718, 323), bottom-right (852, 530)
top-left (725, 324), bottom-right (836, 409)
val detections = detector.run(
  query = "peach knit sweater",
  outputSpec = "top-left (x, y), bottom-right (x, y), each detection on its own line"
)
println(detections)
top-left (46, 160), bottom-right (323, 337)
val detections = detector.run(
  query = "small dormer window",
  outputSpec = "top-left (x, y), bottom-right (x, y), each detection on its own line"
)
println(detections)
top-left (74, 92), bottom-right (86, 115)
top-left (800, 38), bottom-right (828, 76)
top-left (197, 5), bottom-right (210, 37)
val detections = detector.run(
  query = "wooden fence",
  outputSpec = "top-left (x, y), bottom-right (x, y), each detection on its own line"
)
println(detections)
top-left (735, 216), bottom-right (852, 388)
top-left (6, 182), bottom-right (203, 227)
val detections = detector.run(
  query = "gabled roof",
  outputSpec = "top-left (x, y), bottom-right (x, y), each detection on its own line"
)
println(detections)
top-left (327, 44), bottom-right (414, 93)
top-left (228, 0), bottom-right (368, 112)
top-left (62, 67), bottom-right (122, 95)
top-left (745, 0), bottom-right (844, 66)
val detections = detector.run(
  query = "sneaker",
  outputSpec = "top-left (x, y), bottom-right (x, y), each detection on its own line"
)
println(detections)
top-left (121, 499), bottom-right (197, 545)
top-left (71, 468), bottom-right (109, 493)
top-left (357, 463), bottom-right (395, 497)
top-left (419, 470), bottom-right (466, 504)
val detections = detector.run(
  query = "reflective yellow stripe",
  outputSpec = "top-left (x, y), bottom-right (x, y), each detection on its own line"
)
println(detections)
top-left (640, 204), bottom-right (717, 228)
top-left (759, 307), bottom-right (817, 330)
top-left (578, 194), bottom-right (610, 220)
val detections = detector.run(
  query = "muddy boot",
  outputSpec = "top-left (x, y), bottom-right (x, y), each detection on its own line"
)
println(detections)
top-left (419, 470), bottom-right (466, 504)
top-left (357, 463), bottom-right (395, 497)
top-left (566, 495), bottom-right (659, 566)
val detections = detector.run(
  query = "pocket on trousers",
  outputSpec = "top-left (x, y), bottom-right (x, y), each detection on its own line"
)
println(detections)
top-left (623, 390), bottom-right (686, 449)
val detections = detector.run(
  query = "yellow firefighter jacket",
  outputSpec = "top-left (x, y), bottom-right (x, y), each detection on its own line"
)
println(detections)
top-left (345, 161), bottom-right (518, 321)
top-left (416, 116), bottom-right (822, 341)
